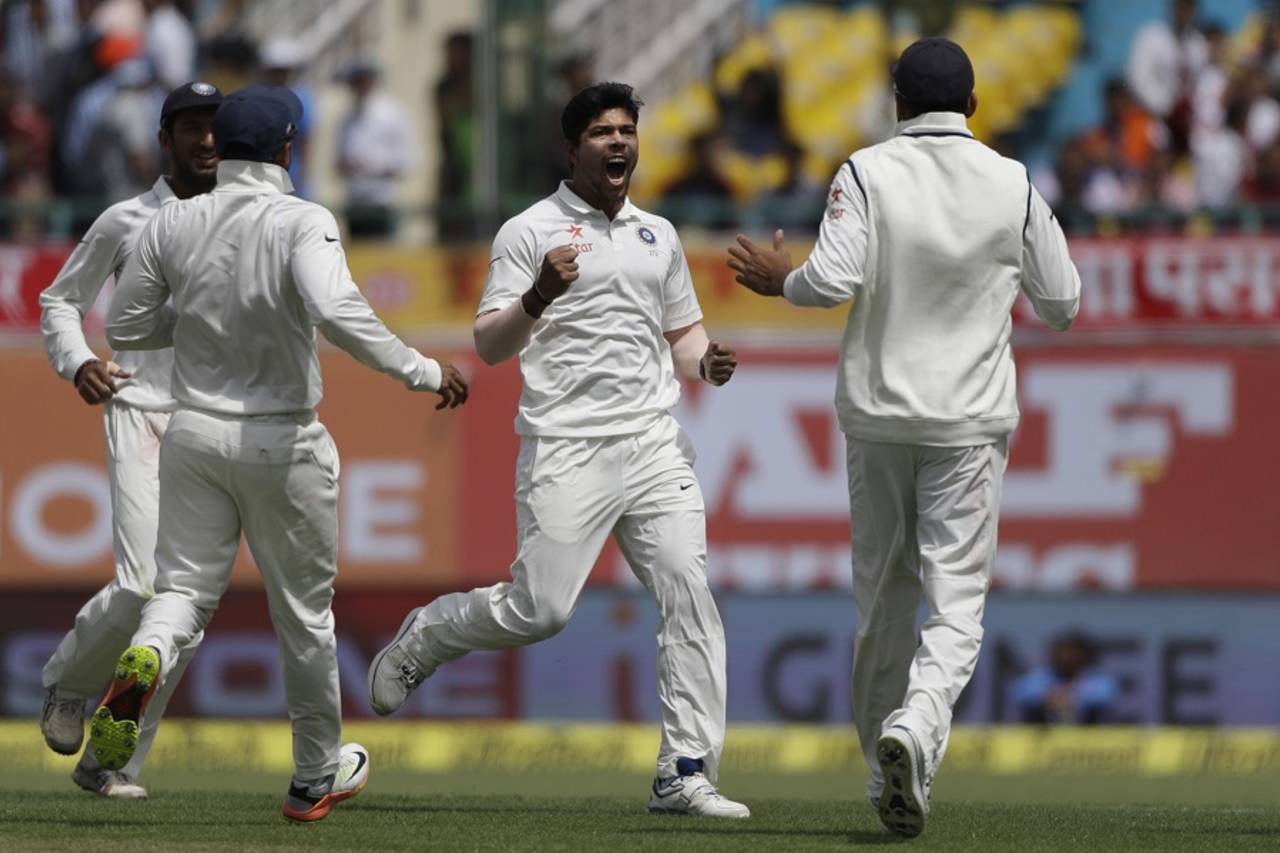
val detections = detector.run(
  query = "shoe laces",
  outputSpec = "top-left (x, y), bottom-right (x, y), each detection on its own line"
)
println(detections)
top-left (684, 773), bottom-right (724, 801)
top-left (397, 660), bottom-right (424, 688)
top-left (54, 696), bottom-right (84, 718)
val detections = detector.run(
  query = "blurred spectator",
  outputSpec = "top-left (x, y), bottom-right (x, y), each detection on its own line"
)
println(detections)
top-left (337, 60), bottom-right (413, 239)
top-left (0, 66), bottom-right (52, 234)
top-left (1141, 147), bottom-right (1197, 214)
top-left (663, 131), bottom-right (735, 229)
top-left (542, 52), bottom-right (595, 189)
top-left (1245, 138), bottom-right (1280, 203)
top-left (259, 37), bottom-right (313, 197)
top-left (60, 32), bottom-right (145, 193)
top-left (1013, 632), bottom-right (1120, 725)
top-left (92, 0), bottom-right (146, 36)
top-left (2, 0), bottom-right (80, 100)
top-left (1248, 14), bottom-right (1280, 95)
top-left (723, 67), bottom-right (788, 156)
top-left (1193, 22), bottom-right (1230, 133)
top-left (435, 31), bottom-right (475, 239)
top-left (1193, 96), bottom-right (1249, 209)
top-left (1079, 78), bottom-right (1166, 176)
top-left (143, 0), bottom-right (195, 90)
top-left (203, 33), bottom-right (257, 94)
top-left (1126, 0), bottom-right (1206, 152)
top-left (1240, 65), bottom-right (1280, 151)
top-left (745, 142), bottom-right (824, 229)
top-left (96, 57), bottom-right (163, 200)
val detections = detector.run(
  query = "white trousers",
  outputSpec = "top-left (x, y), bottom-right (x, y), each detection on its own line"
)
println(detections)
top-left (408, 415), bottom-right (727, 781)
top-left (41, 401), bottom-right (198, 778)
top-left (845, 436), bottom-right (1007, 792)
top-left (131, 408), bottom-right (343, 780)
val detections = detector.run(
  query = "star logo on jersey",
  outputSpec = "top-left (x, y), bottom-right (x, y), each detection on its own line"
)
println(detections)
top-left (566, 223), bottom-right (584, 239)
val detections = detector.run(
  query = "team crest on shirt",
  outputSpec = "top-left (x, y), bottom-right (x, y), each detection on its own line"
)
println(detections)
top-left (636, 225), bottom-right (657, 245)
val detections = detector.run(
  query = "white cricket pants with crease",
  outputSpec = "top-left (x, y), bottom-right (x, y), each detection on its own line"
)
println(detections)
top-left (130, 408), bottom-right (343, 781)
top-left (845, 436), bottom-right (1006, 791)
top-left (407, 415), bottom-right (727, 781)
top-left (41, 401), bottom-right (200, 778)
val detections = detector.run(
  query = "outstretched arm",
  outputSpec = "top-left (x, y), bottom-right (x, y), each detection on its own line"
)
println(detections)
top-left (292, 209), bottom-right (468, 408)
top-left (728, 160), bottom-right (868, 307)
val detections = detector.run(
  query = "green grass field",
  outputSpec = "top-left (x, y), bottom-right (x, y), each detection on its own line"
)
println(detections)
top-left (3, 767), bottom-right (1277, 852)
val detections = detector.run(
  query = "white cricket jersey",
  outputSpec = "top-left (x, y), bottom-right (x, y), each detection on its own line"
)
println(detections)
top-left (783, 112), bottom-right (1081, 446)
top-left (39, 177), bottom-right (180, 412)
top-left (479, 181), bottom-right (703, 437)
top-left (106, 160), bottom-right (441, 416)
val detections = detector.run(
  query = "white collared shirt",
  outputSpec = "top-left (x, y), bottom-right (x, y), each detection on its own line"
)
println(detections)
top-left (479, 181), bottom-right (702, 437)
top-left (106, 160), bottom-right (440, 416)
top-left (784, 112), bottom-right (1081, 446)
top-left (39, 176), bottom-right (179, 411)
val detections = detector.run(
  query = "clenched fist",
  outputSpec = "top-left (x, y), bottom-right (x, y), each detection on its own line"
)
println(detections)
top-left (434, 363), bottom-right (470, 410)
top-left (534, 245), bottom-right (580, 302)
top-left (700, 341), bottom-right (737, 386)
top-left (74, 359), bottom-right (131, 405)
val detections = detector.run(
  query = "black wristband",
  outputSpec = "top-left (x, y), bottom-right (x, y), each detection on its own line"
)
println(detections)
top-left (521, 288), bottom-right (548, 319)
top-left (73, 359), bottom-right (101, 385)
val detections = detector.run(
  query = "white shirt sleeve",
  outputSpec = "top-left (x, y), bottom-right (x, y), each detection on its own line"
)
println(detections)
top-left (39, 209), bottom-right (126, 379)
top-left (783, 159), bottom-right (869, 308)
top-left (106, 211), bottom-right (177, 351)
top-left (661, 223), bottom-right (703, 332)
top-left (290, 208), bottom-right (442, 391)
top-left (478, 217), bottom-right (539, 315)
top-left (1021, 182), bottom-right (1081, 331)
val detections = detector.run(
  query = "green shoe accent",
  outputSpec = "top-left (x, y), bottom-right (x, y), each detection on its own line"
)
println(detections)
top-left (89, 645), bottom-right (161, 771)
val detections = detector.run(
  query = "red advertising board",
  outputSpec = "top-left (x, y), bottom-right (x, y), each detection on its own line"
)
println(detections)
top-left (2, 343), bottom-right (1275, 591)
top-left (2, 343), bottom-right (1276, 591)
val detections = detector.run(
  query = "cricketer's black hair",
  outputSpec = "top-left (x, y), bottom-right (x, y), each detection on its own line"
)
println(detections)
top-left (561, 81), bottom-right (644, 144)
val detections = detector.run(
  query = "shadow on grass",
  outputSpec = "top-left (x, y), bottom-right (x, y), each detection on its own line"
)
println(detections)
top-left (622, 825), bottom-right (908, 845)
top-left (344, 801), bottom-right (570, 816)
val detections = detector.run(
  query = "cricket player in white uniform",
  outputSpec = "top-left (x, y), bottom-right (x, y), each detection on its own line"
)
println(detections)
top-left (94, 85), bottom-right (469, 822)
top-left (37, 82), bottom-right (225, 799)
top-left (729, 39), bottom-right (1081, 837)
top-left (367, 83), bottom-right (749, 819)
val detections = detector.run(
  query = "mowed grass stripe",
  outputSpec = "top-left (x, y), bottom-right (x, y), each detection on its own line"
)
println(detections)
top-left (1, 789), bottom-right (1278, 853)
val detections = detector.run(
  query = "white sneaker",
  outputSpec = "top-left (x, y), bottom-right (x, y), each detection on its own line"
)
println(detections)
top-left (876, 726), bottom-right (930, 838)
top-left (41, 686), bottom-right (86, 755)
top-left (648, 770), bottom-right (750, 819)
top-left (282, 742), bottom-right (370, 822)
top-left (367, 607), bottom-right (431, 716)
top-left (72, 763), bottom-right (148, 799)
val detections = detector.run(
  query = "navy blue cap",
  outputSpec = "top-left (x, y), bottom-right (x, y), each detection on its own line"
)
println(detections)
top-left (160, 81), bottom-right (223, 127)
top-left (212, 85), bottom-right (304, 162)
top-left (892, 37), bottom-right (975, 113)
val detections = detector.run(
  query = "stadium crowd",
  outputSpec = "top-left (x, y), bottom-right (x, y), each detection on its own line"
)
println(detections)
top-left (1042, 0), bottom-right (1280, 225)
top-left (3, 0), bottom-right (1280, 239)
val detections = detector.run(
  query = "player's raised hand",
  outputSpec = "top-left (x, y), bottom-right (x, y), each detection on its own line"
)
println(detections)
top-left (700, 340), bottom-right (737, 386)
top-left (74, 359), bottom-right (132, 405)
top-left (534, 245), bottom-right (579, 302)
top-left (434, 363), bottom-right (470, 410)
top-left (727, 229), bottom-right (792, 297)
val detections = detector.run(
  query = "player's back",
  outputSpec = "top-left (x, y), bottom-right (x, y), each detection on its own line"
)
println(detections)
top-left (149, 161), bottom-right (332, 416)
top-left (840, 114), bottom-right (1030, 446)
